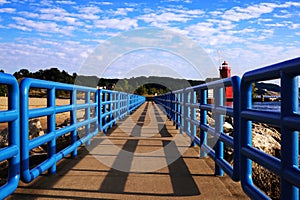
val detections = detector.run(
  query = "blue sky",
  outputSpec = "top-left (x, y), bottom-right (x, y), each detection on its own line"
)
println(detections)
top-left (0, 0), bottom-right (299, 79)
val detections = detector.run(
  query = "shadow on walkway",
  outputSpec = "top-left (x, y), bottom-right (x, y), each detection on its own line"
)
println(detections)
top-left (8, 101), bottom-right (249, 199)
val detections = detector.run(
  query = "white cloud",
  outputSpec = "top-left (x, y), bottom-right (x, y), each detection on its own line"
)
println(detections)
top-left (0, 8), bottom-right (15, 13)
top-left (165, 7), bottom-right (204, 15)
top-left (222, 4), bottom-right (275, 22)
top-left (222, 2), bottom-right (300, 22)
top-left (138, 7), bottom-right (204, 27)
top-left (8, 24), bottom-right (31, 31)
top-left (273, 13), bottom-right (292, 18)
top-left (290, 23), bottom-right (300, 29)
top-left (56, 0), bottom-right (75, 4)
top-left (11, 17), bottom-right (75, 36)
top-left (18, 11), bottom-right (39, 18)
top-left (113, 7), bottom-right (134, 16)
top-left (95, 1), bottom-right (113, 5)
top-left (258, 18), bottom-right (273, 24)
top-left (206, 19), bottom-right (236, 30)
top-left (94, 18), bottom-right (138, 30)
top-left (209, 11), bottom-right (223, 16)
top-left (284, 2), bottom-right (300, 7)
top-left (39, 8), bottom-right (83, 25)
top-left (76, 8), bottom-right (100, 21)
top-left (139, 11), bottom-right (197, 27)
top-left (0, 38), bottom-right (93, 73)
top-left (0, 0), bottom-right (8, 5)
top-left (265, 22), bottom-right (287, 27)
top-left (78, 6), bottom-right (102, 14)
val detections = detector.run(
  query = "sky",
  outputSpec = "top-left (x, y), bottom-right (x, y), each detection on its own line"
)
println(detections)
top-left (0, 0), bottom-right (299, 80)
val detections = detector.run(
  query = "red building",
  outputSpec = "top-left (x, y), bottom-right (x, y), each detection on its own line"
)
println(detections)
top-left (219, 61), bottom-right (233, 100)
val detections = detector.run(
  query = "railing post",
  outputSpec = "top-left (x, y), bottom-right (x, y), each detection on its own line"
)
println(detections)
top-left (109, 92), bottom-right (113, 129)
top-left (47, 87), bottom-right (56, 175)
top-left (240, 79), bottom-right (254, 196)
top-left (176, 93), bottom-right (180, 129)
top-left (118, 91), bottom-right (121, 120)
top-left (181, 89), bottom-right (185, 134)
top-left (85, 91), bottom-right (91, 146)
top-left (170, 92), bottom-right (174, 122)
top-left (95, 88), bottom-right (99, 133)
top-left (191, 90), bottom-right (197, 147)
top-left (214, 86), bottom-right (224, 176)
top-left (127, 94), bottom-right (130, 114)
top-left (200, 88), bottom-right (207, 158)
top-left (98, 89), bottom-right (103, 132)
top-left (232, 76), bottom-right (241, 181)
top-left (280, 73), bottom-right (299, 199)
top-left (71, 88), bottom-right (77, 157)
top-left (173, 93), bottom-right (177, 127)
top-left (169, 93), bottom-right (172, 119)
top-left (186, 90), bottom-right (191, 136)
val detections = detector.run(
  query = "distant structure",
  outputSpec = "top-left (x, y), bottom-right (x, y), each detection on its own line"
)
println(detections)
top-left (219, 61), bottom-right (233, 100)
top-left (219, 61), bottom-right (231, 78)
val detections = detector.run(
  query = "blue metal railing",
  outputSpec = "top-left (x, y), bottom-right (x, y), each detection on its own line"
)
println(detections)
top-left (155, 57), bottom-right (300, 199)
top-left (0, 73), bottom-right (20, 200)
top-left (155, 76), bottom-right (241, 181)
top-left (19, 78), bottom-right (145, 183)
top-left (20, 78), bottom-right (99, 182)
top-left (99, 89), bottom-right (118, 132)
top-left (99, 90), bottom-right (145, 132)
top-left (240, 58), bottom-right (300, 200)
top-left (128, 94), bottom-right (146, 113)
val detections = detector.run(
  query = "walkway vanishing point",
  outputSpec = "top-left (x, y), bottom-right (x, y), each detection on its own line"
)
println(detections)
top-left (8, 101), bottom-right (248, 200)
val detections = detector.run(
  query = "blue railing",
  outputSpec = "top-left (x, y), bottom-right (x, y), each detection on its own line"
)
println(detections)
top-left (0, 73), bottom-right (20, 200)
top-left (155, 57), bottom-right (300, 200)
top-left (155, 76), bottom-right (241, 181)
top-left (20, 78), bottom-right (99, 182)
top-left (240, 58), bottom-right (300, 200)
top-left (99, 89), bottom-right (145, 132)
top-left (0, 76), bottom-right (145, 199)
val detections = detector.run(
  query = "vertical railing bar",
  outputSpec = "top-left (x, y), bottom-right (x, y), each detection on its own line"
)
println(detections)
top-left (232, 76), bottom-right (241, 181)
top-left (200, 88), bottom-right (207, 158)
top-left (214, 86), bottom-right (224, 176)
top-left (71, 88), bottom-right (77, 157)
top-left (181, 89), bottom-right (185, 134)
top-left (280, 73), bottom-right (299, 199)
top-left (191, 90), bottom-right (197, 147)
top-left (47, 87), bottom-right (56, 175)
top-left (85, 91), bottom-right (91, 146)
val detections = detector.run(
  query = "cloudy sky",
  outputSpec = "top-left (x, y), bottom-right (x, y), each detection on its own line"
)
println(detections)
top-left (0, 0), bottom-right (299, 79)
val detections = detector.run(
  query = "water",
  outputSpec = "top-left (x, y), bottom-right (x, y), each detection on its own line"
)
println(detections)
top-left (252, 101), bottom-right (300, 113)
top-left (253, 102), bottom-right (281, 112)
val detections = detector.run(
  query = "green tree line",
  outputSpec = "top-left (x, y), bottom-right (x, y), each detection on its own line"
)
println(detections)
top-left (0, 68), bottom-right (205, 96)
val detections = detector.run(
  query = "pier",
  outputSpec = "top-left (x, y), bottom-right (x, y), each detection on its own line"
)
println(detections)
top-left (0, 57), bottom-right (300, 200)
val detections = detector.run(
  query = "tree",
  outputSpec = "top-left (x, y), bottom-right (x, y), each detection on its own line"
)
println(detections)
top-left (0, 84), bottom-right (7, 96)
top-left (135, 86), bottom-right (147, 95)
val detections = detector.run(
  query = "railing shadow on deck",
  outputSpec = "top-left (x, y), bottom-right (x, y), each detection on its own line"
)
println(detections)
top-left (8, 101), bottom-right (212, 199)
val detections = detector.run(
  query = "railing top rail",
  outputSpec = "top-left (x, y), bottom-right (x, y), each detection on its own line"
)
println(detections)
top-left (168, 76), bottom-right (239, 94)
top-left (100, 89), bottom-right (141, 96)
top-left (243, 57), bottom-right (300, 82)
top-left (20, 77), bottom-right (98, 92)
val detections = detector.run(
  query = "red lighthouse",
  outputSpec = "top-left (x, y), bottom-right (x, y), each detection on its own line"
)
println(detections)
top-left (219, 61), bottom-right (231, 78)
top-left (219, 61), bottom-right (233, 100)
